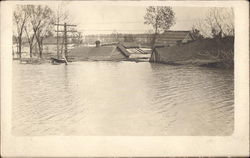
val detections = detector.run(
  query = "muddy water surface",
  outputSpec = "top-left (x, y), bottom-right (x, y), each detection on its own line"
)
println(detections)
top-left (12, 61), bottom-right (234, 136)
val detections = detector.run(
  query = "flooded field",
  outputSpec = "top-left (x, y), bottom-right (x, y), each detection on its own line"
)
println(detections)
top-left (12, 61), bottom-right (234, 136)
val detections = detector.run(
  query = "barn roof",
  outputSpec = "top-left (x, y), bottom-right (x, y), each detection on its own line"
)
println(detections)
top-left (69, 44), bottom-right (129, 61)
top-left (155, 30), bottom-right (194, 45)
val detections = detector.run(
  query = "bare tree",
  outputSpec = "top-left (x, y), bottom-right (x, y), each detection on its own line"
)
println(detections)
top-left (72, 31), bottom-right (83, 45)
top-left (190, 27), bottom-right (204, 40)
top-left (24, 19), bottom-right (36, 58)
top-left (13, 5), bottom-right (29, 58)
top-left (193, 8), bottom-right (234, 38)
top-left (144, 6), bottom-right (176, 47)
top-left (24, 5), bottom-right (55, 58)
top-left (35, 7), bottom-right (55, 58)
top-left (193, 19), bottom-right (210, 38)
top-left (192, 8), bottom-right (234, 68)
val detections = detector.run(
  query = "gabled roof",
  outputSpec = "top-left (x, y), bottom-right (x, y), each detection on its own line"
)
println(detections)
top-left (155, 30), bottom-right (194, 45)
top-left (69, 45), bottom-right (129, 60)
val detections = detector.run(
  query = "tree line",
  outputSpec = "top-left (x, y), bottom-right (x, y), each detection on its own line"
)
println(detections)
top-left (191, 8), bottom-right (234, 39)
top-left (13, 4), bottom-right (80, 59)
top-left (14, 5), bottom-right (234, 61)
top-left (13, 5), bottom-right (55, 59)
top-left (191, 8), bottom-right (234, 69)
top-left (143, 6), bottom-right (234, 40)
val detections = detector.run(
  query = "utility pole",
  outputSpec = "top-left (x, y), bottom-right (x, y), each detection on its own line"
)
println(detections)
top-left (64, 23), bottom-right (68, 60)
top-left (56, 8), bottom-right (59, 59)
top-left (54, 23), bottom-right (77, 62)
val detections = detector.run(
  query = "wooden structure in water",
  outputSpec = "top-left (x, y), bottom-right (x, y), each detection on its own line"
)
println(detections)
top-left (52, 23), bottom-right (77, 65)
top-left (51, 57), bottom-right (68, 65)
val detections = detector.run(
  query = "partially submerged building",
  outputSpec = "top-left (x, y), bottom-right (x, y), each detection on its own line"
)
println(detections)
top-left (155, 30), bottom-right (194, 47)
top-left (150, 38), bottom-right (233, 66)
top-left (69, 41), bottom-right (130, 61)
top-left (69, 41), bottom-right (152, 62)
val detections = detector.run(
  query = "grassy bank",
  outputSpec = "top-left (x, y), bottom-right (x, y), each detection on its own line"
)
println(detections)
top-left (150, 37), bottom-right (234, 69)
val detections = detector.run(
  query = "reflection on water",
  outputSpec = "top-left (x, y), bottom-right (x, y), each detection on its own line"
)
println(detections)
top-left (12, 61), bottom-right (234, 136)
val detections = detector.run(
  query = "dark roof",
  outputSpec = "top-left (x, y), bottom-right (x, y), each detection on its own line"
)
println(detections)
top-left (69, 46), bottom-right (93, 60)
top-left (88, 46), bottom-right (116, 56)
top-left (156, 30), bottom-right (194, 45)
top-left (69, 45), bottom-right (129, 60)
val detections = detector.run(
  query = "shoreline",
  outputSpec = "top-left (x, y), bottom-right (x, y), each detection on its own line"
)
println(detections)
top-left (13, 57), bottom-right (233, 70)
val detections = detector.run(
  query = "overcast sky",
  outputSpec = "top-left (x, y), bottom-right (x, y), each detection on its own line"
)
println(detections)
top-left (50, 2), bottom-right (212, 35)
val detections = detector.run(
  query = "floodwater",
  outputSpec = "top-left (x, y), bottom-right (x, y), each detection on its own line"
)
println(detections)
top-left (12, 61), bottom-right (234, 136)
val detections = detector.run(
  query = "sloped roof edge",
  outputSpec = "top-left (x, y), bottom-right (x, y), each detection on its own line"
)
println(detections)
top-left (117, 44), bottom-right (131, 57)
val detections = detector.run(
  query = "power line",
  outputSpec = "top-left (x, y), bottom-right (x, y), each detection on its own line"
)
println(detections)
top-left (84, 21), bottom-right (144, 24)
top-left (79, 19), bottom-right (195, 25)
top-left (80, 29), bottom-right (148, 31)
top-left (54, 23), bottom-right (77, 61)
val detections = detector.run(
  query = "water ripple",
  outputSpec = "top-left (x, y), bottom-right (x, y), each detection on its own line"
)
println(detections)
top-left (12, 61), bottom-right (234, 136)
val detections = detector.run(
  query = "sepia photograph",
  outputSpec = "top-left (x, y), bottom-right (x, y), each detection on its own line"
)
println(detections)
top-left (11, 2), bottom-right (235, 136)
top-left (1, 0), bottom-right (249, 157)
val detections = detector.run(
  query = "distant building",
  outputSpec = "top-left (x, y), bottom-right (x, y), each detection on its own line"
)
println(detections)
top-left (82, 31), bottom-right (194, 47)
top-left (69, 41), bottom-right (130, 61)
top-left (155, 31), bottom-right (194, 47)
top-left (83, 34), bottom-right (153, 46)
